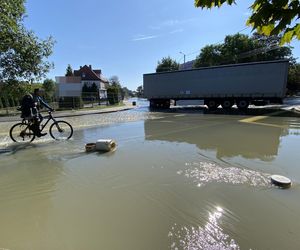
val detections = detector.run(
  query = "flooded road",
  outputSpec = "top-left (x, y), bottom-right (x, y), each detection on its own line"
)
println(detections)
top-left (0, 103), bottom-right (300, 250)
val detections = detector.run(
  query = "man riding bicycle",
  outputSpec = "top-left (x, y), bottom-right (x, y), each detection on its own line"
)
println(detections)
top-left (20, 88), bottom-right (54, 137)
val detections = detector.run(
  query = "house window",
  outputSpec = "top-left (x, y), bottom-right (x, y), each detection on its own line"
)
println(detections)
top-left (82, 73), bottom-right (85, 78)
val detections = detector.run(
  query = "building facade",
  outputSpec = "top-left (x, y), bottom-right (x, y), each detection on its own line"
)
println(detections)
top-left (56, 65), bottom-right (108, 99)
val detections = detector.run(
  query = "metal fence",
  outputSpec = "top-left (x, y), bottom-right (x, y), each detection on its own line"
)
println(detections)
top-left (0, 91), bottom-right (123, 116)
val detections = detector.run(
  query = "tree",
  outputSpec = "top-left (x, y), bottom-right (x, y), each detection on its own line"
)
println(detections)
top-left (109, 76), bottom-right (121, 88)
top-left (43, 78), bottom-right (56, 100)
top-left (0, 0), bottom-right (54, 81)
top-left (136, 85), bottom-right (144, 97)
top-left (0, 80), bottom-right (32, 100)
top-left (156, 57), bottom-right (180, 72)
top-left (121, 87), bottom-right (134, 98)
top-left (193, 33), bottom-right (294, 68)
top-left (107, 86), bottom-right (120, 104)
top-left (194, 0), bottom-right (300, 44)
top-left (288, 63), bottom-right (300, 93)
top-left (108, 76), bottom-right (123, 100)
top-left (65, 64), bottom-right (73, 76)
top-left (194, 44), bottom-right (225, 67)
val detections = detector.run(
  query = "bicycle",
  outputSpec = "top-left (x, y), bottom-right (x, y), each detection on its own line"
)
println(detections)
top-left (10, 111), bottom-right (73, 143)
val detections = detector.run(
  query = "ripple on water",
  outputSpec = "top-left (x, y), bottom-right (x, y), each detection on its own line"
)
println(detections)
top-left (177, 162), bottom-right (270, 187)
top-left (169, 207), bottom-right (240, 250)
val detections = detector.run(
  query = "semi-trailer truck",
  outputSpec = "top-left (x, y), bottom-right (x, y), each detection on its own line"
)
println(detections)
top-left (143, 60), bottom-right (289, 110)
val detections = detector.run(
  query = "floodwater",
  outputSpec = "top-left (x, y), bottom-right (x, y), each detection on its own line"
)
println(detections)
top-left (1, 101), bottom-right (300, 250)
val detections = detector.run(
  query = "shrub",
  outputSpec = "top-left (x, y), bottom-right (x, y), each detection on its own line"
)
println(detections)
top-left (59, 97), bottom-right (83, 109)
top-left (107, 86), bottom-right (121, 105)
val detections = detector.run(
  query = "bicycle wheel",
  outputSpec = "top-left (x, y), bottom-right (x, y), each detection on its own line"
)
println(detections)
top-left (10, 122), bottom-right (36, 143)
top-left (49, 121), bottom-right (73, 140)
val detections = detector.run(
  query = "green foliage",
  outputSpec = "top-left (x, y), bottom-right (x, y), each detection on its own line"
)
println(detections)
top-left (287, 63), bottom-right (300, 93)
top-left (193, 33), bottom-right (294, 68)
top-left (82, 83), bottom-right (98, 101)
top-left (8, 97), bottom-right (15, 107)
top-left (0, 0), bottom-right (54, 81)
top-left (121, 87), bottom-right (134, 98)
top-left (59, 97), bottom-right (83, 109)
top-left (194, 0), bottom-right (300, 44)
top-left (0, 80), bottom-right (32, 100)
top-left (65, 64), bottom-right (73, 76)
top-left (156, 57), bottom-right (180, 72)
top-left (82, 83), bottom-right (89, 93)
top-left (108, 76), bottom-right (124, 101)
top-left (82, 83), bottom-right (98, 93)
top-left (0, 98), bottom-right (3, 109)
top-left (107, 86), bottom-right (120, 105)
top-left (43, 78), bottom-right (56, 100)
top-left (109, 76), bottom-right (121, 88)
top-left (15, 97), bottom-right (20, 106)
top-left (0, 0), bottom-right (25, 48)
top-left (3, 97), bottom-right (9, 108)
top-left (136, 85), bottom-right (144, 97)
top-left (91, 83), bottom-right (98, 92)
top-left (195, 0), bottom-right (234, 8)
top-left (194, 44), bottom-right (225, 67)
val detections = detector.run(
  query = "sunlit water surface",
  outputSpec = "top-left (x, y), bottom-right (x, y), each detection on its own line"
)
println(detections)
top-left (1, 104), bottom-right (300, 250)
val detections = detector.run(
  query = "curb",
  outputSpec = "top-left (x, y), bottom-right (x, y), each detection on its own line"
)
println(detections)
top-left (0, 106), bottom-right (135, 123)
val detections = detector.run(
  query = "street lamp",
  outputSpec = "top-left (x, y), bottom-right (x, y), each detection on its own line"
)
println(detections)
top-left (179, 51), bottom-right (186, 64)
top-left (180, 51), bottom-right (186, 70)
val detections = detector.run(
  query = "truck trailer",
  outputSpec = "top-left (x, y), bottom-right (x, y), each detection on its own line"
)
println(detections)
top-left (143, 60), bottom-right (289, 110)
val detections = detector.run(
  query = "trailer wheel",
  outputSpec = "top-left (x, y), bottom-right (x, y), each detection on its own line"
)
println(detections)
top-left (149, 99), bottom-right (170, 109)
top-left (206, 99), bottom-right (219, 110)
top-left (149, 100), bottom-right (156, 109)
top-left (221, 99), bottom-right (234, 109)
top-left (163, 100), bottom-right (170, 109)
top-left (237, 99), bottom-right (249, 110)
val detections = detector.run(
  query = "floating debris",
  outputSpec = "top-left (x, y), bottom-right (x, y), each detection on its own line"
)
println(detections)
top-left (85, 139), bottom-right (117, 153)
top-left (271, 175), bottom-right (292, 189)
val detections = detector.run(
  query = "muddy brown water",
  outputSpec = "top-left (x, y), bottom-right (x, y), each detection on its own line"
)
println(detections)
top-left (0, 106), bottom-right (300, 250)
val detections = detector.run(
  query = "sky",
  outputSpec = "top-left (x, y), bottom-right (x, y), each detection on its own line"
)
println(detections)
top-left (24, 0), bottom-right (299, 91)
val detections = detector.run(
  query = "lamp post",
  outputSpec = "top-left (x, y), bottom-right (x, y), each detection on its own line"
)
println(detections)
top-left (180, 51), bottom-right (186, 69)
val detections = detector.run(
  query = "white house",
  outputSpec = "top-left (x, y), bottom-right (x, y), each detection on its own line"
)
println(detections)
top-left (56, 65), bottom-right (108, 99)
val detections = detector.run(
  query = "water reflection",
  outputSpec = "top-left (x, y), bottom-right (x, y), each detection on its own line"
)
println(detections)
top-left (0, 143), bottom-right (65, 249)
top-left (169, 206), bottom-right (240, 250)
top-left (144, 115), bottom-right (288, 160)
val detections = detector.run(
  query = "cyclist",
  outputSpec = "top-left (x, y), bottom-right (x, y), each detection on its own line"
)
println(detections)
top-left (20, 88), bottom-right (53, 137)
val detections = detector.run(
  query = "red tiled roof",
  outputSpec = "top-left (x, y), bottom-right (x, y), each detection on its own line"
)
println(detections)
top-left (74, 65), bottom-right (101, 81)
top-left (93, 70), bottom-right (101, 77)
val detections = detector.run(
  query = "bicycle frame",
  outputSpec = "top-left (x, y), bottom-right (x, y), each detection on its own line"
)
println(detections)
top-left (39, 112), bottom-right (57, 132)
top-left (21, 111), bottom-right (58, 132)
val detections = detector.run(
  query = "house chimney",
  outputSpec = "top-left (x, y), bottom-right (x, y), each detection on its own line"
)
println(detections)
top-left (80, 66), bottom-right (82, 69)
top-left (89, 65), bottom-right (92, 69)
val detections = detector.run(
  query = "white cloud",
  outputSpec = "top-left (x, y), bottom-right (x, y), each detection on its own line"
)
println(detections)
top-left (132, 34), bottom-right (158, 41)
top-left (169, 29), bottom-right (184, 34)
top-left (148, 25), bottom-right (161, 30)
top-left (149, 18), bottom-right (197, 30)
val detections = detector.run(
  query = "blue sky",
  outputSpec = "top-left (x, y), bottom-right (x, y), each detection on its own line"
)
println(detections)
top-left (24, 0), bottom-right (299, 91)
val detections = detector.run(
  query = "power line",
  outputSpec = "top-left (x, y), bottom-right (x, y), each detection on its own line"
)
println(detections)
top-left (181, 27), bottom-right (252, 59)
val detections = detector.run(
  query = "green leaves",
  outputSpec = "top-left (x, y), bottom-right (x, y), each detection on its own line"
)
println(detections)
top-left (156, 57), bottom-right (180, 72)
top-left (195, 0), bottom-right (235, 8)
top-left (195, 0), bottom-right (300, 45)
top-left (65, 64), bottom-right (73, 76)
top-left (0, 0), bottom-right (54, 82)
top-left (193, 33), bottom-right (294, 68)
